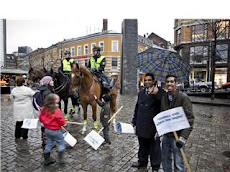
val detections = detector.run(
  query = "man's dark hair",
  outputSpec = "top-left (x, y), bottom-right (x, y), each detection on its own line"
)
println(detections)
top-left (145, 73), bottom-right (155, 81)
top-left (165, 74), bottom-right (177, 82)
top-left (16, 77), bottom-right (25, 86)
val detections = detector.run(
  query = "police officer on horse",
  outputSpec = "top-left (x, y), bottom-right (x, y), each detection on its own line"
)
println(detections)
top-left (87, 46), bottom-right (111, 90)
top-left (59, 50), bottom-right (74, 76)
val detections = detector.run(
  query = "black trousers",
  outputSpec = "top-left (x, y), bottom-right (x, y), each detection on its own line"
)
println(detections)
top-left (15, 121), bottom-right (28, 139)
top-left (138, 136), bottom-right (161, 170)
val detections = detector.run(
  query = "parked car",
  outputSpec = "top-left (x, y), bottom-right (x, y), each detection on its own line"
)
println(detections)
top-left (221, 82), bottom-right (230, 91)
top-left (182, 81), bottom-right (218, 93)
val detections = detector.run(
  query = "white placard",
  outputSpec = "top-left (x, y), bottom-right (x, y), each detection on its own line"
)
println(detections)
top-left (114, 122), bottom-right (135, 134)
top-left (21, 119), bottom-right (39, 129)
top-left (63, 132), bottom-right (77, 147)
top-left (153, 107), bottom-right (190, 136)
top-left (84, 130), bottom-right (105, 150)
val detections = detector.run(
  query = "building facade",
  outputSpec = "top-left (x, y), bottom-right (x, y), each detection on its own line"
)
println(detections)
top-left (29, 31), bottom-right (154, 79)
top-left (147, 32), bottom-right (169, 49)
top-left (174, 19), bottom-right (230, 86)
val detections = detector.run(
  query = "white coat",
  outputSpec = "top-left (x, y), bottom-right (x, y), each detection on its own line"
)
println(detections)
top-left (10, 86), bottom-right (35, 122)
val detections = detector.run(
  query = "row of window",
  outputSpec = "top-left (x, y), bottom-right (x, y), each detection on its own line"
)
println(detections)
top-left (189, 44), bottom-right (228, 64)
top-left (75, 57), bottom-right (119, 71)
top-left (59, 40), bottom-right (119, 58)
top-left (176, 21), bottom-right (230, 44)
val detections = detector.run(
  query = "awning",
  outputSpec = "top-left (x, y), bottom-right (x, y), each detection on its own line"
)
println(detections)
top-left (0, 68), bottom-right (28, 74)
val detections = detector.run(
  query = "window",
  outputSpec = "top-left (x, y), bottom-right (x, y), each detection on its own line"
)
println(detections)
top-left (71, 47), bottom-right (75, 57)
top-left (59, 49), bottom-right (62, 58)
top-left (91, 43), bottom-right (96, 54)
top-left (112, 40), bottom-right (119, 52)
top-left (84, 44), bottom-right (88, 55)
top-left (85, 59), bottom-right (89, 66)
top-left (111, 57), bottom-right (118, 71)
top-left (77, 46), bottom-right (81, 56)
top-left (192, 24), bottom-right (207, 42)
top-left (216, 44), bottom-right (228, 63)
top-left (217, 21), bottom-right (229, 39)
top-left (99, 41), bottom-right (104, 52)
top-left (190, 46), bottom-right (209, 64)
top-left (176, 29), bottom-right (181, 45)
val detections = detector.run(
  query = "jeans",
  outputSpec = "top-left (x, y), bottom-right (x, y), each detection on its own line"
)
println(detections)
top-left (162, 135), bottom-right (185, 172)
top-left (44, 129), bottom-right (65, 153)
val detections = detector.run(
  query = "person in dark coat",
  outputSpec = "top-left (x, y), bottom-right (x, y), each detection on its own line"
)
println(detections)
top-left (131, 73), bottom-right (164, 172)
top-left (38, 76), bottom-right (55, 149)
top-left (94, 94), bottom-right (112, 144)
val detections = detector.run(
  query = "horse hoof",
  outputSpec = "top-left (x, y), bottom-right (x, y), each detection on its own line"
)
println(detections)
top-left (81, 130), bottom-right (85, 135)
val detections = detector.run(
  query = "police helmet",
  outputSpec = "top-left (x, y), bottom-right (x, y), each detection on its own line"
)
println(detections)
top-left (64, 50), bottom-right (70, 55)
top-left (92, 46), bottom-right (101, 52)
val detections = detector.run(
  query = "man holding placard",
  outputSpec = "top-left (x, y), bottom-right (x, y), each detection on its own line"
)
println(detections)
top-left (131, 73), bottom-right (164, 171)
top-left (161, 75), bottom-right (194, 172)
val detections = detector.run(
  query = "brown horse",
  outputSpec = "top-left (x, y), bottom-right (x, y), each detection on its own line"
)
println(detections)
top-left (71, 63), bottom-right (118, 134)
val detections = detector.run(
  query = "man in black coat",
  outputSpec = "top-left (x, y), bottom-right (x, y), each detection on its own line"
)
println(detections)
top-left (131, 73), bottom-right (164, 172)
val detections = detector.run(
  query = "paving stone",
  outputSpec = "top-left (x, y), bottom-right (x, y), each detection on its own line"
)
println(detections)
top-left (1, 94), bottom-right (230, 171)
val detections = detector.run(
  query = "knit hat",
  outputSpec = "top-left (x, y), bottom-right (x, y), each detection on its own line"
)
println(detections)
top-left (39, 76), bottom-right (53, 86)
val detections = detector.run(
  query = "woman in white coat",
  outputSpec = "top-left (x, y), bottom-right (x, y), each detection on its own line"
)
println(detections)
top-left (10, 77), bottom-right (35, 139)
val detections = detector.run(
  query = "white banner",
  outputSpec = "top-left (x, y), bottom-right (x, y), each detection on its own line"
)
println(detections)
top-left (114, 122), bottom-right (135, 134)
top-left (21, 119), bottom-right (39, 129)
top-left (84, 130), bottom-right (105, 150)
top-left (153, 107), bottom-right (190, 136)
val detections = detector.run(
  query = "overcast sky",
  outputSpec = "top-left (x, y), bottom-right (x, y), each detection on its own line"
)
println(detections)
top-left (1, 0), bottom-right (229, 53)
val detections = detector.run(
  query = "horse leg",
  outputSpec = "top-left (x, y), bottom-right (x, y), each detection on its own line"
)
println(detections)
top-left (82, 104), bottom-right (88, 135)
top-left (69, 96), bottom-right (76, 117)
top-left (92, 104), bottom-right (98, 130)
top-left (63, 99), bottom-right (69, 121)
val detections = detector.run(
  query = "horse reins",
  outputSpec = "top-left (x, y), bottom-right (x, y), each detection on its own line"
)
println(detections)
top-left (54, 76), bottom-right (69, 94)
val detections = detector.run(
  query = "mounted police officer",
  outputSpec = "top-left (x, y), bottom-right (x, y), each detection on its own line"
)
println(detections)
top-left (58, 50), bottom-right (80, 120)
top-left (87, 46), bottom-right (111, 90)
top-left (59, 50), bottom-right (74, 76)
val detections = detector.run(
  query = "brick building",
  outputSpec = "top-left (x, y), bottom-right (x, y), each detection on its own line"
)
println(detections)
top-left (174, 19), bottom-right (230, 86)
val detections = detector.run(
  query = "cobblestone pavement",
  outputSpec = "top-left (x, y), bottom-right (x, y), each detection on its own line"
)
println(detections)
top-left (1, 94), bottom-right (230, 172)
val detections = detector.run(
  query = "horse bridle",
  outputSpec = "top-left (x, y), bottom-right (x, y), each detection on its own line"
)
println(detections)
top-left (73, 65), bottom-right (93, 89)
top-left (54, 75), bottom-right (69, 94)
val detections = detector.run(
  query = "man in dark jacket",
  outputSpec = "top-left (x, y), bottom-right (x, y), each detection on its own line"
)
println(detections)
top-left (131, 73), bottom-right (164, 171)
top-left (161, 74), bottom-right (194, 172)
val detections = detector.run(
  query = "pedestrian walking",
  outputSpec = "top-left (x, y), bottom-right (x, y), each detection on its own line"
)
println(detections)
top-left (94, 94), bottom-right (112, 144)
top-left (131, 73), bottom-right (164, 171)
top-left (161, 74), bottom-right (194, 172)
top-left (39, 93), bottom-right (66, 166)
top-left (10, 77), bottom-right (35, 140)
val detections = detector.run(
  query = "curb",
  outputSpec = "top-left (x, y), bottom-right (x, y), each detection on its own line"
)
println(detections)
top-left (191, 101), bottom-right (230, 107)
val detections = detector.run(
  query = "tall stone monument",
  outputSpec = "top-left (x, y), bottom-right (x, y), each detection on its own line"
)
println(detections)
top-left (120, 19), bottom-right (138, 95)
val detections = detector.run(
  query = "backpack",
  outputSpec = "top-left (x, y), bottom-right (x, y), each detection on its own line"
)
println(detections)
top-left (32, 91), bottom-right (44, 111)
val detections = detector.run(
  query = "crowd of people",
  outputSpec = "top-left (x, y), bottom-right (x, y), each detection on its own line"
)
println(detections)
top-left (9, 46), bottom-right (194, 171)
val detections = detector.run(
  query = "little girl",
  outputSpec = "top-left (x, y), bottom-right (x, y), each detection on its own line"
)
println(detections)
top-left (39, 93), bottom-right (66, 166)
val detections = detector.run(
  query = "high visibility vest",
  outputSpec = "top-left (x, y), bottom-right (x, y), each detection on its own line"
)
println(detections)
top-left (63, 59), bottom-right (74, 72)
top-left (90, 56), bottom-right (105, 69)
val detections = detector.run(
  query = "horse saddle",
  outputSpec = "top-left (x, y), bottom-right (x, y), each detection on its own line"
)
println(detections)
top-left (93, 75), bottom-right (115, 91)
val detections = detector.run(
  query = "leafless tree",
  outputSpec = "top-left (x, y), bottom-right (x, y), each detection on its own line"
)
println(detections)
top-left (200, 19), bottom-right (230, 99)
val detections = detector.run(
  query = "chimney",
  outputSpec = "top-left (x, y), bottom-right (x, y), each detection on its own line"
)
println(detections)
top-left (103, 19), bottom-right (108, 32)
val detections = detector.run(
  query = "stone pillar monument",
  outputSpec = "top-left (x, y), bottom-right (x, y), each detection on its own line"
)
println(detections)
top-left (120, 19), bottom-right (138, 95)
